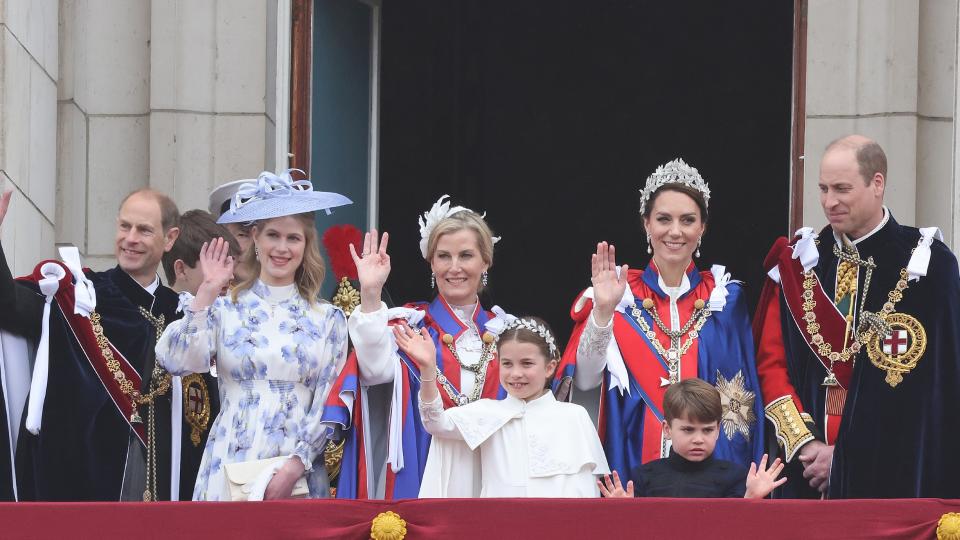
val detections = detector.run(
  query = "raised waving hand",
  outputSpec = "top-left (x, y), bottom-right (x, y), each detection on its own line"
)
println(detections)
top-left (350, 229), bottom-right (391, 313)
top-left (598, 470), bottom-right (634, 498)
top-left (192, 237), bottom-right (235, 310)
top-left (591, 242), bottom-right (629, 326)
top-left (393, 325), bottom-right (440, 403)
top-left (745, 453), bottom-right (788, 499)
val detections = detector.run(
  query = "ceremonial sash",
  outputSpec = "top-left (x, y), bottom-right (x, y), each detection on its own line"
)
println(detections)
top-left (615, 289), bottom-right (701, 464)
top-left (18, 261), bottom-right (147, 445)
top-left (775, 244), bottom-right (853, 389)
top-left (322, 351), bottom-right (365, 497)
top-left (559, 263), bottom-right (712, 467)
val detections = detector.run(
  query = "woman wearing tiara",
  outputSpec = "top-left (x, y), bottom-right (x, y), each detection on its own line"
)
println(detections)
top-left (323, 196), bottom-right (514, 499)
top-left (156, 170), bottom-right (352, 500)
top-left (557, 159), bottom-right (765, 489)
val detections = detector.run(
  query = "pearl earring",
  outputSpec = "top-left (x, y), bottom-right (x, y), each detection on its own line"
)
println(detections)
top-left (430, 272), bottom-right (436, 289)
top-left (646, 233), bottom-right (652, 255)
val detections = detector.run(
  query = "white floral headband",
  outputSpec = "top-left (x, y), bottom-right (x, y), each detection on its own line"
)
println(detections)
top-left (417, 195), bottom-right (501, 259)
top-left (502, 318), bottom-right (559, 359)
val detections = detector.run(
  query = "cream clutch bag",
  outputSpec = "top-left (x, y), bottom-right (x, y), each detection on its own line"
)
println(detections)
top-left (223, 456), bottom-right (309, 501)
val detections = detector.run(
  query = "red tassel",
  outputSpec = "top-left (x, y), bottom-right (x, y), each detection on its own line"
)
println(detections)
top-left (322, 224), bottom-right (362, 280)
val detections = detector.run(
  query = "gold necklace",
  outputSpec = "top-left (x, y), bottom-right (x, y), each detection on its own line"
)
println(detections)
top-left (434, 332), bottom-right (496, 406)
top-left (801, 267), bottom-right (910, 385)
top-left (629, 298), bottom-right (710, 384)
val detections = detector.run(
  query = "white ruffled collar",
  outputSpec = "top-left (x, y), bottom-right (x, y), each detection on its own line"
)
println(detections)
top-left (449, 301), bottom-right (479, 327)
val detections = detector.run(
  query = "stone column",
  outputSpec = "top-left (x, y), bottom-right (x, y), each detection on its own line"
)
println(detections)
top-left (803, 0), bottom-right (960, 248)
top-left (0, 0), bottom-right (59, 276)
top-left (57, 0), bottom-right (152, 270)
top-left (149, 0), bottom-right (272, 215)
top-left (52, 0), bottom-right (277, 273)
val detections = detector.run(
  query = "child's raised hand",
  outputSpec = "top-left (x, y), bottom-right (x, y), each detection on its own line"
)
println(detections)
top-left (198, 238), bottom-right (235, 290)
top-left (393, 325), bottom-right (437, 374)
top-left (598, 470), bottom-right (634, 498)
top-left (744, 453), bottom-right (787, 499)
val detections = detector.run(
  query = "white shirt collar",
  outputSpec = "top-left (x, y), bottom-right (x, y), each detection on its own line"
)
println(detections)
top-left (658, 272), bottom-right (691, 298)
top-left (143, 274), bottom-right (160, 295)
top-left (505, 390), bottom-right (556, 408)
top-left (833, 206), bottom-right (889, 246)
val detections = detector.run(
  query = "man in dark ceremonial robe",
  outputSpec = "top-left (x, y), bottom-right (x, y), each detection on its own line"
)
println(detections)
top-left (0, 188), bottom-right (185, 501)
top-left (754, 135), bottom-right (960, 498)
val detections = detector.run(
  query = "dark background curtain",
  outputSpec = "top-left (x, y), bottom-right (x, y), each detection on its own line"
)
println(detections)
top-left (378, 0), bottom-right (795, 343)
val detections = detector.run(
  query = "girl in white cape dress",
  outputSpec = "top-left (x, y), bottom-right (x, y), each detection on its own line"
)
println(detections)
top-left (394, 315), bottom-right (609, 497)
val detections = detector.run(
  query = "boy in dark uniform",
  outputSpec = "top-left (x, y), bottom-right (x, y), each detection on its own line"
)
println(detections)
top-left (160, 209), bottom-right (239, 500)
top-left (599, 378), bottom-right (785, 498)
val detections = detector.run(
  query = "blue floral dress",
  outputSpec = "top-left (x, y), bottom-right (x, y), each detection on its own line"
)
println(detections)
top-left (156, 281), bottom-right (348, 500)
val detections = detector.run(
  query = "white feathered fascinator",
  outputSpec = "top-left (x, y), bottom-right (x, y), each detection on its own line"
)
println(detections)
top-left (417, 195), bottom-right (501, 259)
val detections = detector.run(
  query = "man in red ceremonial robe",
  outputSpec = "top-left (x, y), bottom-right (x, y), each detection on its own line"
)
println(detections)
top-left (754, 135), bottom-right (960, 498)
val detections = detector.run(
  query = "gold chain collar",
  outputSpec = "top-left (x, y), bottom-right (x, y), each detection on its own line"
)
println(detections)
top-left (629, 297), bottom-right (711, 385)
top-left (801, 267), bottom-right (911, 385)
top-left (433, 331), bottom-right (497, 406)
top-left (90, 307), bottom-right (172, 501)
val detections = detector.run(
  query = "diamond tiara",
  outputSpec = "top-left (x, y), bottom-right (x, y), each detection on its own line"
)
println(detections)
top-left (639, 158), bottom-right (711, 216)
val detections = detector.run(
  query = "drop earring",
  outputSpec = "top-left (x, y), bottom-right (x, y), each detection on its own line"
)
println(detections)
top-left (481, 271), bottom-right (489, 287)
top-left (430, 272), bottom-right (436, 289)
top-left (646, 233), bottom-right (652, 255)
top-left (695, 237), bottom-right (702, 258)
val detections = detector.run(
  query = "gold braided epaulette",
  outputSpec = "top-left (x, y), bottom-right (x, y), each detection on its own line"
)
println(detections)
top-left (765, 395), bottom-right (815, 462)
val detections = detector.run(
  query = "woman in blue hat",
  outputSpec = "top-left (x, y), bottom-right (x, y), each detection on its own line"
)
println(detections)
top-left (156, 170), bottom-right (352, 500)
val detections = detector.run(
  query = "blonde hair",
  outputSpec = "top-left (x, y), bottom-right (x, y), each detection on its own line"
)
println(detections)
top-left (425, 210), bottom-right (496, 268)
top-left (231, 213), bottom-right (325, 305)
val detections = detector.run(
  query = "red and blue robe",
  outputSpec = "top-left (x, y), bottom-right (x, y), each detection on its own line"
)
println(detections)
top-left (754, 215), bottom-right (960, 498)
top-left (555, 262), bottom-right (764, 486)
top-left (323, 295), bottom-right (506, 499)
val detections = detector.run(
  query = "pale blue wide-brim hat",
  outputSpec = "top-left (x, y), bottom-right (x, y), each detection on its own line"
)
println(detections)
top-left (216, 169), bottom-right (352, 224)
